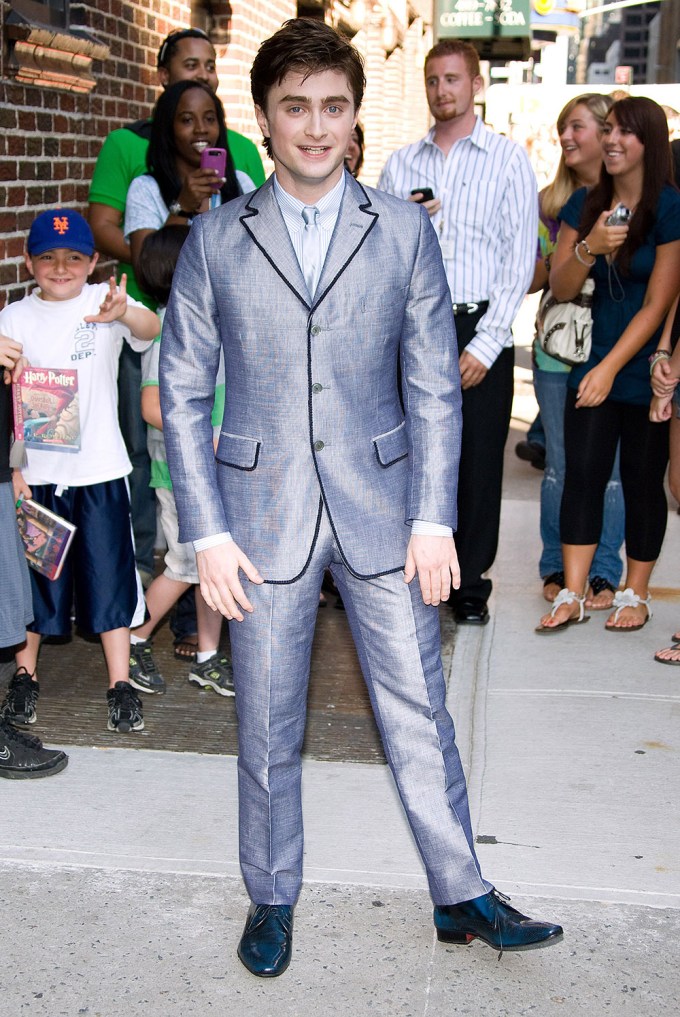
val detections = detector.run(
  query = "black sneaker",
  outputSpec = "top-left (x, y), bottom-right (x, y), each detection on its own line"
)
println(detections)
top-left (188, 653), bottom-right (235, 697)
top-left (128, 640), bottom-right (166, 695)
top-left (0, 719), bottom-right (68, 779)
top-left (0, 668), bottom-right (39, 726)
top-left (107, 681), bottom-right (145, 733)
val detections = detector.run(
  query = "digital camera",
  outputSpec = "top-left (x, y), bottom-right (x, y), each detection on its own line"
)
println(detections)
top-left (606, 204), bottom-right (632, 226)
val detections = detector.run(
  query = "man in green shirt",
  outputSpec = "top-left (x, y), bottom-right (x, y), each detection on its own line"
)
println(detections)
top-left (88, 28), bottom-right (265, 585)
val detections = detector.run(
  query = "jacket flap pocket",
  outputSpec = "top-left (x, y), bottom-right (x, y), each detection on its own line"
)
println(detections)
top-left (373, 421), bottom-right (407, 467)
top-left (216, 431), bottom-right (261, 471)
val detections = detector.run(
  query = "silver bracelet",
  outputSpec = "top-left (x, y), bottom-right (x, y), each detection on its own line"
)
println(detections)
top-left (574, 240), bottom-right (596, 268)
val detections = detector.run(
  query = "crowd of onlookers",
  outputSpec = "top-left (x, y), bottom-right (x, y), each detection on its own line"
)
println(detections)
top-left (1, 24), bottom-right (680, 780)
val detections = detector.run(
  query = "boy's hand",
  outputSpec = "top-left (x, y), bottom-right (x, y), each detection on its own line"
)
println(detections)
top-left (0, 335), bottom-right (23, 383)
top-left (84, 274), bottom-right (129, 324)
top-left (12, 469), bottom-right (31, 504)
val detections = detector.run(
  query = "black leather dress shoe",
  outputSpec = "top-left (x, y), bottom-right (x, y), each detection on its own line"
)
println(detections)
top-left (434, 890), bottom-right (563, 953)
top-left (454, 598), bottom-right (489, 625)
top-left (237, 904), bottom-right (293, 977)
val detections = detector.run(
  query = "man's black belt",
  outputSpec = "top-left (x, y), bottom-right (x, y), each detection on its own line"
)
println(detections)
top-left (452, 300), bottom-right (489, 316)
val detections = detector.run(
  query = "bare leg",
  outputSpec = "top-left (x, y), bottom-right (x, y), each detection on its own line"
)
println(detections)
top-left (538, 543), bottom-right (595, 628)
top-left (132, 574), bottom-right (191, 642)
top-left (15, 631), bottom-right (41, 682)
top-left (196, 585), bottom-right (222, 654)
top-left (605, 558), bottom-right (655, 630)
top-left (101, 627), bottom-right (132, 688)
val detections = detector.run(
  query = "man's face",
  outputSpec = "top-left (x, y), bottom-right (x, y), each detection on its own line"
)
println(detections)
top-left (424, 54), bottom-right (481, 125)
top-left (255, 68), bottom-right (358, 202)
top-left (159, 37), bottom-right (218, 92)
top-left (25, 249), bottom-right (98, 302)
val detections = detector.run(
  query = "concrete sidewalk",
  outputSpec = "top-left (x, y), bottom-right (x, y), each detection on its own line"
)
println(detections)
top-left (1, 495), bottom-right (679, 1016)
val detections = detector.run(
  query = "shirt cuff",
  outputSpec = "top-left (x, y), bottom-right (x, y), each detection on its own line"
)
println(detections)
top-left (411, 519), bottom-right (453, 538)
top-left (193, 532), bottom-right (233, 552)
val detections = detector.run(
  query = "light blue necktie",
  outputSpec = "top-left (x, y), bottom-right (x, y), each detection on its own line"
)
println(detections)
top-left (301, 205), bottom-right (322, 298)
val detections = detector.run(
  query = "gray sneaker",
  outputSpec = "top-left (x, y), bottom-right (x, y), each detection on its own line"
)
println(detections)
top-left (128, 640), bottom-right (166, 695)
top-left (188, 653), bottom-right (235, 697)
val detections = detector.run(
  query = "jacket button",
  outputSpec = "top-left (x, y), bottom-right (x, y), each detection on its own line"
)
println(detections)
top-left (311, 383), bottom-right (323, 394)
top-left (313, 440), bottom-right (325, 451)
top-left (310, 324), bottom-right (321, 336)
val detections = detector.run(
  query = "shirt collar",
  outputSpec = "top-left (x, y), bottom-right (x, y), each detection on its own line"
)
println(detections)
top-left (423, 115), bottom-right (489, 154)
top-left (273, 173), bottom-right (346, 232)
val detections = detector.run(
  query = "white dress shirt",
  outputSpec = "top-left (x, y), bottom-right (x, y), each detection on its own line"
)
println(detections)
top-left (194, 171), bottom-right (451, 551)
top-left (378, 116), bottom-right (538, 369)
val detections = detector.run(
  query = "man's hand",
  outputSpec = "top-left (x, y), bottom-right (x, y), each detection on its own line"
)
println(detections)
top-left (0, 335), bottom-right (27, 384)
top-left (459, 349), bottom-right (488, 389)
top-left (651, 357), bottom-right (677, 398)
top-left (407, 193), bottom-right (442, 218)
top-left (12, 469), bottom-right (31, 504)
top-left (196, 541), bottom-right (264, 621)
top-left (404, 534), bottom-right (460, 606)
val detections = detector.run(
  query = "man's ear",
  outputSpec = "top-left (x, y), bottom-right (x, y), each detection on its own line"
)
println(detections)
top-left (24, 253), bottom-right (34, 278)
top-left (472, 75), bottom-right (483, 97)
top-left (254, 104), bottom-right (270, 145)
top-left (157, 66), bottom-right (170, 89)
top-left (87, 252), bottom-right (99, 276)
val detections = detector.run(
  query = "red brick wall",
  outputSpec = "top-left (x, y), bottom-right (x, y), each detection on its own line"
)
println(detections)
top-left (0, 0), bottom-right (432, 308)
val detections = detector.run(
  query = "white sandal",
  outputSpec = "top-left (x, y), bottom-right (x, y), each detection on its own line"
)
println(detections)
top-left (605, 588), bottom-right (652, 632)
top-left (535, 588), bottom-right (589, 634)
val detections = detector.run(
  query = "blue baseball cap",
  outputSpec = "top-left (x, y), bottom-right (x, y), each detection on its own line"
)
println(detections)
top-left (27, 209), bottom-right (96, 258)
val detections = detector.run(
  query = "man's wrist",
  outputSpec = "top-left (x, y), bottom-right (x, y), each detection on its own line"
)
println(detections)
top-left (193, 532), bottom-right (233, 553)
top-left (411, 520), bottom-right (453, 538)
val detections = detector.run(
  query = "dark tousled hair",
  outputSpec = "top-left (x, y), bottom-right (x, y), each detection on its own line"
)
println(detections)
top-left (136, 224), bottom-right (190, 306)
top-left (578, 96), bottom-right (674, 275)
top-left (147, 80), bottom-right (241, 208)
top-left (424, 39), bottom-right (480, 79)
top-left (251, 18), bottom-right (365, 158)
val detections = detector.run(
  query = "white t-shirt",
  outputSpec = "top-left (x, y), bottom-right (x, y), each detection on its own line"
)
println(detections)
top-left (0, 283), bottom-right (151, 487)
top-left (124, 170), bottom-right (256, 241)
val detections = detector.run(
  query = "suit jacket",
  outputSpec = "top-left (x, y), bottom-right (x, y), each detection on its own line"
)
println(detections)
top-left (160, 171), bottom-right (462, 582)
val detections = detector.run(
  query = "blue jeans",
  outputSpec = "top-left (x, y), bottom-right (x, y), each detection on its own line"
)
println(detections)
top-left (533, 368), bottom-right (624, 585)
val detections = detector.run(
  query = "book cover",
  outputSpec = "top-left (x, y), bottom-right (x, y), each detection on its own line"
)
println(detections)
top-left (12, 367), bottom-right (80, 453)
top-left (16, 498), bottom-right (77, 581)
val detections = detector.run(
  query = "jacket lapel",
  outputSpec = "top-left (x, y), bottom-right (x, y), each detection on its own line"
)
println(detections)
top-left (313, 175), bottom-right (378, 309)
top-left (238, 173), bottom-right (379, 311)
top-left (239, 178), bottom-right (310, 309)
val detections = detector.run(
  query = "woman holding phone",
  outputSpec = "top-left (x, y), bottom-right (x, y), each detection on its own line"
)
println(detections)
top-left (536, 96), bottom-right (680, 634)
top-left (125, 80), bottom-right (255, 274)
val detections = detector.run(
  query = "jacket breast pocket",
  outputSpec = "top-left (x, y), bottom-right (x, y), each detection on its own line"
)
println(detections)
top-left (215, 431), bottom-right (261, 471)
top-left (373, 421), bottom-right (408, 468)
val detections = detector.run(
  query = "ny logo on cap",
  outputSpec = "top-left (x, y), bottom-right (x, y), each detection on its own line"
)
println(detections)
top-left (53, 216), bottom-right (69, 235)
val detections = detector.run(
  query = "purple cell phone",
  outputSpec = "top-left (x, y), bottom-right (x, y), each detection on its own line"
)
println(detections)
top-left (200, 147), bottom-right (226, 190)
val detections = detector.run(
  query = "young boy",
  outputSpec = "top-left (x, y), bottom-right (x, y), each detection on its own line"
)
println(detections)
top-left (0, 336), bottom-right (68, 777)
top-left (127, 226), bottom-right (233, 697)
top-left (0, 209), bottom-right (160, 733)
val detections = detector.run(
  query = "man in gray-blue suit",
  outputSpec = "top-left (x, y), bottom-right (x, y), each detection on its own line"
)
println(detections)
top-left (160, 17), bottom-right (562, 978)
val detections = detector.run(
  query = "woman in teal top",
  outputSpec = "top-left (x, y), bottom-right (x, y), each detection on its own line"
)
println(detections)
top-left (530, 93), bottom-right (624, 610)
top-left (537, 96), bottom-right (680, 634)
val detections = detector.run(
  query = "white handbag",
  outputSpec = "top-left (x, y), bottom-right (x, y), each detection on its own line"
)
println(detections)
top-left (536, 278), bottom-right (594, 366)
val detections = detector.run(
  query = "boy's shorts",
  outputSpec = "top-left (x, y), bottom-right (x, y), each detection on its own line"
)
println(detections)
top-left (27, 478), bottom-right (144, 636)
top-left (0, 482), bottom-right (34, 648)
top-left (155, 486), bottom-right (199, 584)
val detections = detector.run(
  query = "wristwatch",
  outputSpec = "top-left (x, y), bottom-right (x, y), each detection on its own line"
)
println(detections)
top-left (168, 201), bottom-right (191, 218)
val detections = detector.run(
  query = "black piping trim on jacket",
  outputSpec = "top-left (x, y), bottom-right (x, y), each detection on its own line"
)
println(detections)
top-left (240, 198), bottom-right (311, 311)
top-left (215, 440), bottom-right (261, 472)
top-left (263, 495), bottom-right (325, 585)
top-left (373, 446), bottom-right (408, 469)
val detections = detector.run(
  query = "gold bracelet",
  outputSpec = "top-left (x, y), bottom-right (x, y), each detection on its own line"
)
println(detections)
top-left (574, 240), bottom-right (595, 268)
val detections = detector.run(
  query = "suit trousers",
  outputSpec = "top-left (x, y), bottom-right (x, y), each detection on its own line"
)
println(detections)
top-left (453, 310), bottom-right (515, 604)
top-left (228, 506), bottom-right (491, 907)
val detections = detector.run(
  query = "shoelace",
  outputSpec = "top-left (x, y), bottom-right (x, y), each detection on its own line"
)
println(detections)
top-left (3, 724), bottom-right (43, 751)
top-left (138, 647), bottom-right (160, 676)
top-left (8, 671), bottom-right (37, 712)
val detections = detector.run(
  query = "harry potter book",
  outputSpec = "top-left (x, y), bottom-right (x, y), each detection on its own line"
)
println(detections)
top-left (16, 498), bottom-right (76, 581)
top-left (12, 367), bottom-right (80, 453)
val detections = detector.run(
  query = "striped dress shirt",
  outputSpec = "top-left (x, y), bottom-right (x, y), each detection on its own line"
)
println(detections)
top-left (378, 117), bottom-right (538, 369)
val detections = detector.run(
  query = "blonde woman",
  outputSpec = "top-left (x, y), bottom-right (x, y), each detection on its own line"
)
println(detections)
top-left (531, 94), bottom-right (624, 609)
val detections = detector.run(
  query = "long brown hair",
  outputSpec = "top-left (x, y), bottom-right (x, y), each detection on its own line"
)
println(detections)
top-left (578, 96), bottom-right (674, 274)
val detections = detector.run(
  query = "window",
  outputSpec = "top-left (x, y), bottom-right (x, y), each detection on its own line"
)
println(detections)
top-left (10, 0), bottom-right (69, 30)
